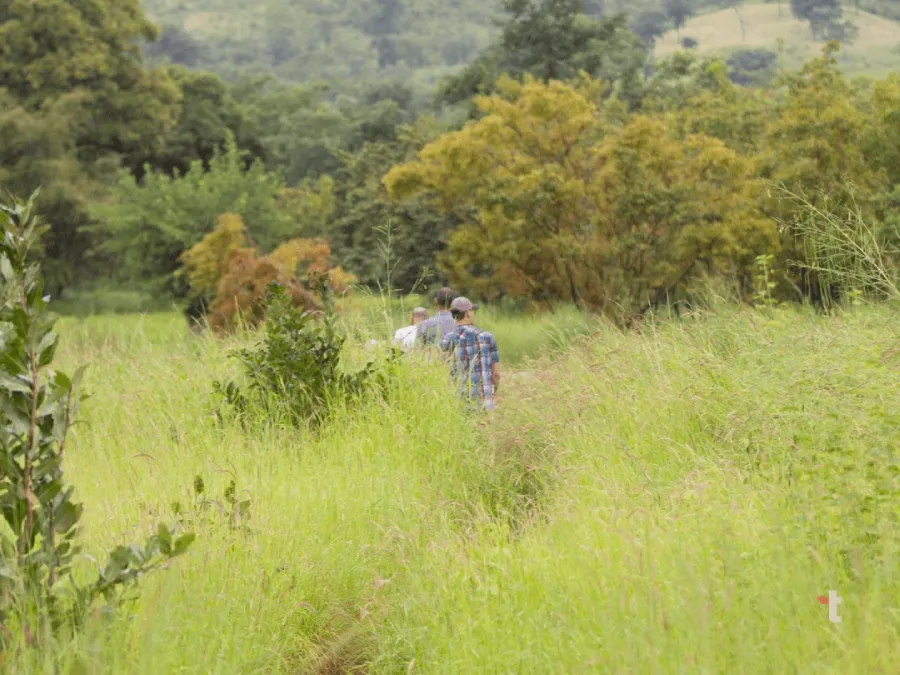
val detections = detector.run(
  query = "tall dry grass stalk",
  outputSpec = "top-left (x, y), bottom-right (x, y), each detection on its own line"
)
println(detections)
top-left (776, 184), bottom-right (900, 304)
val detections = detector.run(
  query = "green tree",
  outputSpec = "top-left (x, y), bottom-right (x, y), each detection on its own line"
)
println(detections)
top-left (140, 0), bottom-right (501, 85)
top-left (327, 117), bottom-right (455, 292)
top-left (144, 24), bottom-right (206, 67)
top-left (0, 92), bottom-right (98, 297)
top-left (0, 0), bottom-right (179, 162)
top-left (89, 142), bottom-right (295, 296)
top-left (765, 44), bottom-right (879, 205)
top-left (726, 48), bottom-right (779, 87)
top-left (438, 1), bottom-right (645, 109)
top-left (642, 53), bottom-right (772, 156)
top-left (642, 51), bottom-right (723, 110)
top-left (0, 0), bottom-right (181, 293)
top-left (631, 10), bottom-right (670, 47)
top-left (365, 0), bottom-right (403, 68)
top-left (387, 77), bottom-right (775, 315)
top-left (135, 68), bottom-right (265, 178)
top-left (662, 0), bottom-right (695, 40)
top-left (867, 75), bottom-right (900, 187)
top-left (790, 0), bottom-right (856, 40)
top-left (231, 78), bottom-right (415, 185)
top-left (764, 44), bottom-right (882, 301)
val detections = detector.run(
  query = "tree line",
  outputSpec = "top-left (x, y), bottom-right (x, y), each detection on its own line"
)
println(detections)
top-left (1, 0), bottom-right (897, 319)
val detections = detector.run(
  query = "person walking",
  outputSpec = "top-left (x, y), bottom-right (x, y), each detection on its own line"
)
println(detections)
top-left (439, 297), bottom-right (500, 411)
top-left (393, 307), bottom-right (429, 353)
top-left (417, 287), bottom-right (456, 346)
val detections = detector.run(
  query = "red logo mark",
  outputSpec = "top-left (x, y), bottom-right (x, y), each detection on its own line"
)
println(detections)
top-left (817, 595), bottom-right (829, 605)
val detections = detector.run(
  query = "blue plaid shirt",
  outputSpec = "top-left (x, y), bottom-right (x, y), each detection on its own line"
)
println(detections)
top-left (440, 324), bottom-right (500, 410)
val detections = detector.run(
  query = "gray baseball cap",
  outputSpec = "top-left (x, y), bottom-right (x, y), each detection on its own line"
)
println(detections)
top-left (450, 297), bottom-right (479, 312)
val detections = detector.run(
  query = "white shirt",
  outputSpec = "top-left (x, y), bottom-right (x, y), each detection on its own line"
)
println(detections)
top-left (392, 325), bottom-right (419, 352)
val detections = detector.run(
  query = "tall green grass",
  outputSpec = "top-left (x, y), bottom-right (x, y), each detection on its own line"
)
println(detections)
top-left (9, 304), bottom-right (897, 673)
top-left (375, 307), bottom-right (899, 672)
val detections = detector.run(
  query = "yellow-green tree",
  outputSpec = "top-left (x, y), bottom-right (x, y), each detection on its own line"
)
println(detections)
top-left (866, 74), bottom-right (900, 240)
top-left (868, 76), bottom-right (900, 182)
top-left (387, 76), bottom-right (607, 306)
top-left (765, 43), bottom-right (881, 203)
top-left (270, 238), bottom-right (357, 295)
top-left (386, 76), bottom-right (777, 317)
top-left (593, 116), bottom-right (777, 314)
top-left (664, 60), bottom-right (773, 156)
top-left (179, 213), bottom-right (249, 300)
top-left (762, 44), bottom-right (886, 301)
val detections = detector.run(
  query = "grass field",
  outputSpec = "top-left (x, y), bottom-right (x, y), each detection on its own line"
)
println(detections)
top-left (6, 301), bottom-right (898, 672)
top-left (655, 4), bottom-right (900, 77)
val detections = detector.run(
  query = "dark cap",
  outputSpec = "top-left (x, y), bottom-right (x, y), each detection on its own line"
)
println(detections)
top-left (435, 287), bottom-right (454, 308)
top-left (450, 297), bottom-right (478, 312)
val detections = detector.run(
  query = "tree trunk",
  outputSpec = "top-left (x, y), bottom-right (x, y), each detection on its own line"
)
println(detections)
top-left (734, 8), bottom-right (746, 42)
top-left (564, 262), bottom-right (582, 310)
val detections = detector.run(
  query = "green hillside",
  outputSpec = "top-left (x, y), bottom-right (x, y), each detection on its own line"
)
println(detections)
top-left (141, 1), bottom-right (900, 88)
top-left (654, 4), bottom-right (900, 77)
top-left (141, 0), bottom-right (504, 88)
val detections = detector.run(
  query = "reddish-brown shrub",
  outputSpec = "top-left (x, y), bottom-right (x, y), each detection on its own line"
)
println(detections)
top-left (178, 214), bottom-right (358, 333)
top-left (208, 248), bottom-right (320, 333)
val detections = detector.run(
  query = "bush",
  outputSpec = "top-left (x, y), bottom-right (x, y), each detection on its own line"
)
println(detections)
top-left (89, 140), bottom-right (295, 296)
top-left (214, 279), bottom-right (396, 426)
top-left (179, 213), bottom-right (248, 301)
top-left (726, 48), bottom-right (778, 87)
top-left (631, 10), bottom-right (669, 46)
top-left (207, 247), bottom-right (320, 333)
top-left (178, 213), bottom-right (357, 332)
top-left (0, 192), bottom-right (193, 652)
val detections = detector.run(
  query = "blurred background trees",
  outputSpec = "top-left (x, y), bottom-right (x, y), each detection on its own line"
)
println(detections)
top-left (3, 0), bottom-right (900, 320)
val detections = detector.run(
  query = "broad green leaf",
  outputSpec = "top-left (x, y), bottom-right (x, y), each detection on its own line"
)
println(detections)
top-left (173, 533), bottom-right (196, 556)
top-left (157, 523), bottom-right (173, 555)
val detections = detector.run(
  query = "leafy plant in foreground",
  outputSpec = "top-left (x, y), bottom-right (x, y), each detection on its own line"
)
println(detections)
top-left (0, 192), bottom-right (194, 649)
top-left (215, 278), bottom-right (396, 426)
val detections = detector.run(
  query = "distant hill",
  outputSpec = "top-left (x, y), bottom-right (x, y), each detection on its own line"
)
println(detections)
top-left (654, 4), bottom-right (900, 77)
top-left (140, 0), bottom-right (502, 91)
top-left (140, 1), bottom-right (900, 91)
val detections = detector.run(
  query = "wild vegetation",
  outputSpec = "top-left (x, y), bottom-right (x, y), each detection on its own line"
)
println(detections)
top-left (1, 0), bottom-right (898, 669)
top-left (138, 1), bottom-right (900, 86)
top-left (0, 292), bottom-right (889, 672)
top-left (0, 0), bottom-right (896, 318)
top-left (0, 195), bottom-right (193, 666)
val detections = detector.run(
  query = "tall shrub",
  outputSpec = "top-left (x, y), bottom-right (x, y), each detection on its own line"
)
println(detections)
top-left (0, 192), bottom-right (193, 650)
top-left (215, 280), bottom-right (395, 426)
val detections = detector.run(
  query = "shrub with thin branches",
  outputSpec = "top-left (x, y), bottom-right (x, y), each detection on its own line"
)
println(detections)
top-left (775, 185), bottom-right (900, 305)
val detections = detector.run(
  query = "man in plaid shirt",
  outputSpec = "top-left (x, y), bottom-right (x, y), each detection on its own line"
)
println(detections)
top-left (439, 297), bottom-right (500, 411)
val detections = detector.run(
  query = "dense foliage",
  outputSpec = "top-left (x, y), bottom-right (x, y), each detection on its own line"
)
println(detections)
top-left (386, 76), bottom-right (776, 315)
top-left (179, 213), bottom-right (355, 332)
top-left (3, 0), bottom-right (900, 317)
top-left (437, 1), bottom-right (646, 109)
top-left (384, 44), bottom-right (900, 315)
top-left (214, 281), bottom-right (396, 425)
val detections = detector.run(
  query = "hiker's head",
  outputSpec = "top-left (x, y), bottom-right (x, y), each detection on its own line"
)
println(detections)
top-left (434, 287), bottom-right (454, 310)
top-left (410, 307), bottom-right (428, 326)
top-left (450, 297), bottom-right (478, 324)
